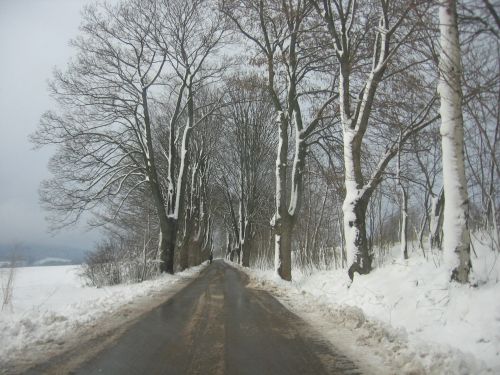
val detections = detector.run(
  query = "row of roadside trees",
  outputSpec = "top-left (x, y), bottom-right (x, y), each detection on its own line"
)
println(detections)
top-left (33, 0), bottom-right (499, 285)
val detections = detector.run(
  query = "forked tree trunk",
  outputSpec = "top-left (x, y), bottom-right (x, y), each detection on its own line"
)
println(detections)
top-left (438, 0), bottom-right (471, 283)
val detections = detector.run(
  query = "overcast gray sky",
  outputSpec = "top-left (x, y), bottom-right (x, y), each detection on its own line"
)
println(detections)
top-left (0, 0), bottom-right (100, 250)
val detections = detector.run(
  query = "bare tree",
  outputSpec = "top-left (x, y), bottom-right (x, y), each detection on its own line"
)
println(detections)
top-left (221, 0), bottom-right (337, 280)
top-left (177, 102), bottom-right (220, 268)
top-left (32, 0), bottom-right (225, 274)
top-left (312, 0), bottom-right (439, 280)
top-left (411, 130), bottom-right (444, 251)
top-left (216, 75), bottom-right (276, 267)
top-left (153, 0), bottom-right (227, 272)
top-left (31, 0), bottom-right (173, 268)
top-left (1, 245), bottom-right (20, 311)
top-left (459, 0), bottom-right (500, 253)
top-left (438, 0), bottom-right (471, 283)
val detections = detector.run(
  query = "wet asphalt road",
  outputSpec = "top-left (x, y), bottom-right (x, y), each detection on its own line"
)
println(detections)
top-left (30, 260), bottom-right (361, 375)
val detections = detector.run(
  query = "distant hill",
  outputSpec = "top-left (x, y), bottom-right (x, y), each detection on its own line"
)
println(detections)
top-left (33, 257), bottom-right (73, 266)
top-left (0, 243), bottom-right (88, 266)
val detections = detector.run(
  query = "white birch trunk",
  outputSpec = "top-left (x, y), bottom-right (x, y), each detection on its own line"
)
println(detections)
top-left (429, 195), bottom-right (439, 246)
top-left (342, 129), bottom-right (362, 270)
top-left (438, 0), bottom-right (471, 283)
top-left (400, 187), bottom-right (408, 260)
top-left (397, 135), bottom-right (408, 260)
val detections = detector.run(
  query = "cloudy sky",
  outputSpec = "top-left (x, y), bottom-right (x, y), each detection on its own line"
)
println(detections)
top-left (0, 0), bottom-right (100, 250)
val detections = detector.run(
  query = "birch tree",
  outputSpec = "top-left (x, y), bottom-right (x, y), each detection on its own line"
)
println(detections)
top-left (397, 134), bottom-right (409, 260)
top-left (438, 0), bottom-right (471, 283)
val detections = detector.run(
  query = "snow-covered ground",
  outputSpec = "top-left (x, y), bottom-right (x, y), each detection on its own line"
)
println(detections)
top-left (2, 242), bottom-right (498, 374)
top-left (0, 263), bottom-right (206, 368)
top-left (241, 237), bottom-right (500, 374)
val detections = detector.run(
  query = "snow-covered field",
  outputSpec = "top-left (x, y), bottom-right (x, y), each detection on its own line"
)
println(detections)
top-left (242, 238), bottom-right (500, 374)
top-left (0, 263), bottom-right (206, 367)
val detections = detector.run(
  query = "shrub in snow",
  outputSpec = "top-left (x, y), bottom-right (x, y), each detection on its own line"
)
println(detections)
top-left (81, 239), bottom-right (160, 287)
top-left (1, 265), bottom-right (16, 311)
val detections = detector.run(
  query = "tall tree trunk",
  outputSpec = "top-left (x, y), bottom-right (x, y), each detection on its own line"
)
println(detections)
top-left (169, 82), bottom-right (194, 271)
top-left (159, 217), bottom-right (177, 274)
top-left (429, 188), bottom-right (445, 249)
top-left (225, 232), bottom-right (231, 260)
top-left (241, 222), bottom-right (252, 267)
top-left (438, 0), bottom-right (471, 283)
top-left (238, 196), bottom-right (245, 266)
top-left (344, 194), bottom-right (372, 281)
top-left (397, 134), bottom-right (409, 260)
top-left (400, 186), bottom-right (409, 260)
top-left (418, 213), bottom-right (428, 256)
top-left (166, 218), bottom-right (178, 273)
top-left (275, 217), bottom-right (293, 281)
top-left (143, 87), bottom-right (175, 274)
top-left (179, 227), bottom-right (191, 271)
top-left (274, 116), bottom-right (292, 280)
top-left (152, 191), bottom-right (172, 274)
top-left (179, 162), bottom-right (198, 271)
top-left (343, 130), bottom-right (372, 281)
top-left (273, 121), bottom-right (307, 280)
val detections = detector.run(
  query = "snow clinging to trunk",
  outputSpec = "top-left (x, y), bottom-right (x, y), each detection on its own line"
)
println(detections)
top-left (438, 0), bottom-right (471, 283)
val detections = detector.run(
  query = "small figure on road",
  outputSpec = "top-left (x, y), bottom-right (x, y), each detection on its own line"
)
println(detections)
top-left (209, 252), bottom-right (213, 264)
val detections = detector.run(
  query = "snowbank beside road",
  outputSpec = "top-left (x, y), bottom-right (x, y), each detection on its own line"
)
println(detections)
top-left (0, 264), bottom-right (206, 367)
top-left (241, 241), bottom-right (499, 374)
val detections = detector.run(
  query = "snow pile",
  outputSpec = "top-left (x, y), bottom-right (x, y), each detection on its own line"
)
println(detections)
top-left (0, 264), bottom-right (205, 364)
top-left (242, 239), bottom-right (500, 374)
